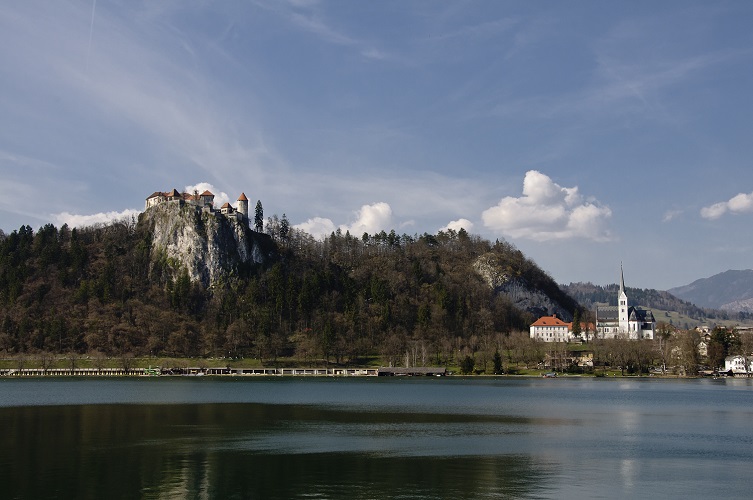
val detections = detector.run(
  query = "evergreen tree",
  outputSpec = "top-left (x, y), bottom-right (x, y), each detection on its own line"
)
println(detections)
top-left (254, 201), bottom-right (264, 232)
top-left (280, 213), bottom-right (290, 241)
top-left (460, 355), bottom-right (475, 375)
top-left (493, 349), bottom-right (503, 374)
top-left (572, 309), bottom-right (582, 338)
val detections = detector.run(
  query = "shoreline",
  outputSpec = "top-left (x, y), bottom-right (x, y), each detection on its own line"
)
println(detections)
top-left (0, 366), bottom-right (731, 379)
top-left (0, 366), bottom-right (453, 378)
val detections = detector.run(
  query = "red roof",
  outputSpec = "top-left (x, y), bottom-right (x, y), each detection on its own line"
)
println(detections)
top-left (221, 202), bottom-right (232, 209)
top-left (237, 192), bottom-right (248, 201)
top-left (201, 190), bottom-right (214, 197)
top-left (531, 315), bottom-right (570, 327)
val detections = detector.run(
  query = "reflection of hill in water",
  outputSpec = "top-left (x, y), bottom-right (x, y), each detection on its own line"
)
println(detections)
top-left (3, 377), bottom-right (753, 498)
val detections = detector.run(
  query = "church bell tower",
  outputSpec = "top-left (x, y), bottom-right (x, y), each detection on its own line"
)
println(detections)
top-left (618, 264), bottom-right (629, 333)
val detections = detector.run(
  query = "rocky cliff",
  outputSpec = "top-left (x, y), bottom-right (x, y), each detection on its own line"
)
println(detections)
top-left (139, 202), bottom-right (275, 287)
top-left (473, 253), bottom-right (575, 320)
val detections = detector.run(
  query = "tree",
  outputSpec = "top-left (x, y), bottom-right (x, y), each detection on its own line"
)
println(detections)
top-left (708, 327), bottom-right (739, 371)
top-left (460, 355), bottom-right (475, 375)
top-left (39, 352), bottom-right (55, 375)
top-left (571, 310), bottom-right (582, 338)
top-left (676, 330), bottom-right (700, 376)
top-left (254, 201), bottom-right (264, 232)
top-left (280, 214), bottom-right (290, 242)
top-left (492, 349), bottom-right (503, 375)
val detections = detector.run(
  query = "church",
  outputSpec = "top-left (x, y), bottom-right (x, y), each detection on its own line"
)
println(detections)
top-left (595, 266), bottom-right (655, 340)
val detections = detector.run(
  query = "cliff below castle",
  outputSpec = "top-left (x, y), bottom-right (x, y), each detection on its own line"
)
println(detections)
top-left (139, 202), bottom-right (275, 287)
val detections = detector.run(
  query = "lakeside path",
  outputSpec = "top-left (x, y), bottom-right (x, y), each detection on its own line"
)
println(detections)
top-left (0, 366), bottom-right (451, 377)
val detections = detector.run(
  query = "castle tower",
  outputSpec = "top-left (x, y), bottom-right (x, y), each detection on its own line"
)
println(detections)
top-left (237, 193), bottom-right (249, 219)
top-left (618, 263), bottom-right (629, 334)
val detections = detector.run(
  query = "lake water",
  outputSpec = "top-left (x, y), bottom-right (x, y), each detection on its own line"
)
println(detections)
top-left (1, 376), bottom-right (752, 499)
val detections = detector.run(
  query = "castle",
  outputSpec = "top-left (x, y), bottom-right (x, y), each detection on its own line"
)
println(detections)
top-left (594, 266), bottom-right (655, 340)
top-left (145, 189), bottom-right (249, 221)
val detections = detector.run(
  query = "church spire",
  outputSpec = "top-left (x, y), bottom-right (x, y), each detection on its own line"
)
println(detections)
top-left (618, 262), bottom-right (628, 334)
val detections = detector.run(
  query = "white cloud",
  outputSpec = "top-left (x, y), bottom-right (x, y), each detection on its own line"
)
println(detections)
top-left (481, 170), bottom-right (612, 242)
top-left (701, 192), bottom-right (753, 220)
top-left (294, 216), bottom-right (336, 239)
top-left (342, 202), bottom-right (393, 236)
top-left (662, 209), bottom-right (682, 222)
top-left (728, 192), bottom-right (753, 213)
top-left (52, 209), bottom-right (141, 228)
top-left (294, 202), bottom-right (393, 239)
top-left (184, 183), bottom-right (231, 208)
top-left (440, 219), bottom-right (474, 233)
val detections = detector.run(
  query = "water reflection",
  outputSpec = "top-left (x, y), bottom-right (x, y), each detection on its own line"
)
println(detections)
top-left (1, 403), bottom-right (553, 499)
top-left (2, 377), bottom-right (753, 498)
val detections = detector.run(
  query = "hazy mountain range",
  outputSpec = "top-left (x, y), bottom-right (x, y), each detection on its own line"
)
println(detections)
top-left (667, 270), bottom-right (753, 312)
top-left (563, 269), bottom-right (753, 326)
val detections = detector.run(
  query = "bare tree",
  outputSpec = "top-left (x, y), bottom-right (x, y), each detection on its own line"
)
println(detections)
top-left (39, 351), bottom-right (55, 375)
top-left (120, 352), bottom-right (135, 374)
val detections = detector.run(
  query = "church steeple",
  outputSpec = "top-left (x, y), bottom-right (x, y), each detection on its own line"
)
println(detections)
top-left (618, 263), bottom-right (629, 333)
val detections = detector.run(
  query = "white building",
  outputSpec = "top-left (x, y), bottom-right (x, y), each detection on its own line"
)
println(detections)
top-left (145, 189), bottom-right (250, 222)
top-left (530, 315), bottom-right (573, 342)
top-left (145, 189), bottom-right (216, 210)
top-left (595, 266), bottom-right (655, 340)
top-left (724, 355), bottom-right (752, 375)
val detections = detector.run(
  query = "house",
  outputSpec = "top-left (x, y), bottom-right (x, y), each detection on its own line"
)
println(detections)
top-left (697, 340), bottom-right (708, 357)
top-left (724, 355), bottom-right (752, 376)
top-left (595, 265), bottom-right (655, 340)
top-left (543, 350), bottom-right (594, 369)
top-left (530, 315), bottom-right (573, 342)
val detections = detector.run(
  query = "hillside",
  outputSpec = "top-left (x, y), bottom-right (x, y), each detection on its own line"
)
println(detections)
top-left (0, 208), bottom-right (578, 364)
top-left (668, 269), bottom-right (753, 312)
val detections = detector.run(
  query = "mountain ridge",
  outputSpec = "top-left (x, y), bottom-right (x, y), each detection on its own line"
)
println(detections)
top-left (668, 269), bottom-right (753, 311)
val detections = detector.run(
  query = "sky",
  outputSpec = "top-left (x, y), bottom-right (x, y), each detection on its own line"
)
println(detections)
top-left (1, 1), bottom-right (753, 291)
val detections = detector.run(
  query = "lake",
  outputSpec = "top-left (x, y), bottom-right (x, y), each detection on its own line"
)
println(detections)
top-left (1, 376), bottom-right (752, 499)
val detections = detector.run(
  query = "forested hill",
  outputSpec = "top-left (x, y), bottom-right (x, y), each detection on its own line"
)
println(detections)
top-left (0, 214), bottom-right (577, 364)
top-left (560, 282), bottom-right (745, 322)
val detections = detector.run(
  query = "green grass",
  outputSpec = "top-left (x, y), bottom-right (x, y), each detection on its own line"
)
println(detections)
top-left (652, 307), bottom-right (753, 330)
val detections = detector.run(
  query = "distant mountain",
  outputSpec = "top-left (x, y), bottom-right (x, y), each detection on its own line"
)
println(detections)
top-left (562, 282), bottom-right (707, 319)
top-left (668, 270), bottom-right (753, 312)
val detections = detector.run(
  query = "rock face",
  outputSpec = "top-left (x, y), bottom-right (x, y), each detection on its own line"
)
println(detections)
top-left (473, 253), bottom-right (573, 320)
top-left (140, 202), bottom-right (274, 287)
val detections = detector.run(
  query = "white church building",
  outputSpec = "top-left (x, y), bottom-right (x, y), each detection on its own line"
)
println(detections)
top-left (595, 266), bottom-right (655, 340)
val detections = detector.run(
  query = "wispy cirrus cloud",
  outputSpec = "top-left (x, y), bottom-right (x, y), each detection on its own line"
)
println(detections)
top-left (662, 209), bottom-right (683, 223)
top-left (260, 0), bottom-right (390, 62)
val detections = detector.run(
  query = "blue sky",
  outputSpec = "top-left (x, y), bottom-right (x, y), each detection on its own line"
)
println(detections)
top-left (1, 1), bottom-right (752, 291)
